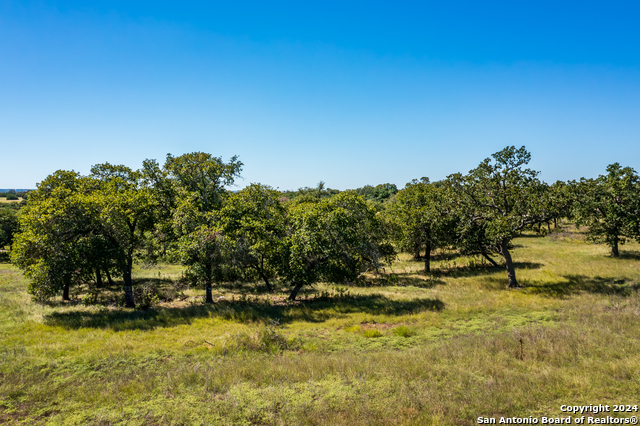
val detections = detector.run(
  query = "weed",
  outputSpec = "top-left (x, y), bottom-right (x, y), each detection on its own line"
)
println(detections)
top-left (362, 329), bottom-right (383, 338)
top-left (393, 325), bottom-right (416, 337)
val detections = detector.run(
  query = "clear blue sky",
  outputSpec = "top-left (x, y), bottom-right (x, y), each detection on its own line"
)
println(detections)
top-left (2, 1), bottom-right (639, 190)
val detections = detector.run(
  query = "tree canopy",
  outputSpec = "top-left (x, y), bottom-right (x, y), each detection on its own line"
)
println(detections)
top-left (282, 191), bottom-right (394, 300)
top-left (10, 146), bottom-right (637, 307)
top-left (387, 178), bottom-right (455, 272)
top-left (573, 163), bottom-right (640, 257)
top-left (447, 146), bottom-right (553, 287)
top-left (217, 183), bottom-right (288, 292)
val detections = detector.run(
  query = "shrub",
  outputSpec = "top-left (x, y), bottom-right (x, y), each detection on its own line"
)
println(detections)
top-left (393, 325), bottom-right (416, 337)
top-left (133, 283), bottom-right (161, 310)
top-left (362, 329), bottom-right (383, 338)
top-left (231, 319), bottom-right (299, 353)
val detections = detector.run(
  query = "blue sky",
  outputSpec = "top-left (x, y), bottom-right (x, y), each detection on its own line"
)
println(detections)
top-left (1, 1), bottom-right (639, 190)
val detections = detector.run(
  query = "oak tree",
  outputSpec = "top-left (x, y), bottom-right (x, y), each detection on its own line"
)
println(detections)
top-left (388, 178), bottom-right (456, 272)
top-left (282, 191), bottom-right (393, 300)
top-left (573, 163), bottom-right (640, 257)
top-left (218, 183), bottom-right (288, 292)
top-left (448, 146), bottom-right (552, 288)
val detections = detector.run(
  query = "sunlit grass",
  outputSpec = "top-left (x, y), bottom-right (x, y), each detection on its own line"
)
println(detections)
top-left (1, 224), bottom-right (639, 424)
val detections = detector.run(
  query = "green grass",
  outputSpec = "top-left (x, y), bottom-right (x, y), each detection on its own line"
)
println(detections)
top-left (1, 225), bottom-right (639, 425)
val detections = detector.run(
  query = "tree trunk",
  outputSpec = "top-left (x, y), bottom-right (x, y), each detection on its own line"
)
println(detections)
top-left (482, 252), bottom-right (499, 267)
top-left (547, 221), bottom-right (551, 231)
top-left (105, 269), bottom-right (114, 286)
top-left (500, 239), bottom-right (519, 288)
top-left (123, 261), bottom-right (135, 307)
top-left (288, 282), bottom-right (304, 301)
top-left (412, 239), bottom-right (421, 260)
top-left (258, 270), bottom-right (273, 292)
top-left (205, 264), bottom-right (214, 303)
top-left (554, 218), bottom-right (557, 228)
top-left (611, 236), bottom-right (619, 257)
top-left (424, 239), bottom-right (431, 273)
top-left (95, 268), bottom-right (103, 289)
top-left (62, 278), bottom-right (70, 301)
top-left (258, 258), bottom-right (273, 292)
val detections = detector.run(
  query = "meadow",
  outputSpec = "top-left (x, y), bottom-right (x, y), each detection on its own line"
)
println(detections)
top-left (1, 225), bottom-right (639, 425)
top-left (0, 197), bottom-right (23, 203)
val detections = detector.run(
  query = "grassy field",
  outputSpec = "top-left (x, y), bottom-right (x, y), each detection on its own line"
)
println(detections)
top-left (0, 197), bottom-right (23, 203)
top-left (1, 225), bottom-right (639, 425)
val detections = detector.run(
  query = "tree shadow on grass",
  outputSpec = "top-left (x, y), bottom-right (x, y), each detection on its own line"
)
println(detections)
top-left (618, 250), bottom-right (640, 261)
top-left (523, 275), bottom-right (639, 298)
top-left (434, 261), bottom-right (543, 279)
top-left (43, 293), bottom-right (445, 331)
top-left (516, 233), bottom-right (544, 238)
top-left (41, 278), bottom-right (182, 308)
top-left (356, 273), bottom-right (445, 289)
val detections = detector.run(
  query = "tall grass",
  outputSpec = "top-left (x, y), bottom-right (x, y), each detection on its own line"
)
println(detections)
top-left (1, 227), bottom-right (639, 424)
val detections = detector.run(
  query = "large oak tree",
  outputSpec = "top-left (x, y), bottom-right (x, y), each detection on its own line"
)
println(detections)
top-left (282, 191), bottom-right (394, 300)
top-left (217, 183), bottom-right (288, 292)
top-left (165, 153), bottom-right (243, 303)
top-left (448, 146), bottom-right (553, 288)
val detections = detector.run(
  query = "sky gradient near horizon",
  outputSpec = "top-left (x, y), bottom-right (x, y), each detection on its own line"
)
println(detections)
top-left (1, 1), bottom-right (640, 190)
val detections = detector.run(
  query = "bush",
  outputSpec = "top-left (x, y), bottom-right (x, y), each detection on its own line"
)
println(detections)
top-left (362, 329), bottom-right (383, 338)
top-left (393, 325), bottom-right (416, 337)
top-left (232, 319), bottom-right (299, 353)
top-left (5, 195), bottom-right (18, 201)
top-left (257, 319), bottom-right (292, 352)
top-left (133, 283), bottom-right (161, 310)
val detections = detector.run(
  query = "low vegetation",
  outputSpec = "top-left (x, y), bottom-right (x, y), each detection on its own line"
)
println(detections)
top-left (1, 225), bottom-right (639, 425)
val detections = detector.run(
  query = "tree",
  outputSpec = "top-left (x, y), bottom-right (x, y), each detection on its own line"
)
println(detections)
top-left (387, 178), bottom-right (456, 272)
top-left (164, 152), bottom-right (243, 213)
top-left (544, 180), bottom-right (575, 230)
top-left (282, 181), bottom-right (341, 203)
top-left (356, 183), bottom-right (398, 203)
top-left (175, 226), bottom-right (235, 303)
top-left (0, 208), bottom-right (19, 249)
top-left (11, 171), bottom-right (104, 301)
top-left (90, 163), bottom-right (159, 307)
top-left (573, 163), bottom-right (640, 257)
top-left (139, 158), bottom-right (179, 262)
top-left (282, 191), bottom-right (394, 300)
top-left (218, 183), bottom-right (288, 292)
top-left (453, 219), bottom-right (501, 267)
top-left (448, 146), bottom-right (552, 288)
top-left (165, 153), bottom-right (243, 303)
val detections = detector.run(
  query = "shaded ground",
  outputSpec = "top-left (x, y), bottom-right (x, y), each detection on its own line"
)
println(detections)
top-left (44, 294), bottom-right (445, 330)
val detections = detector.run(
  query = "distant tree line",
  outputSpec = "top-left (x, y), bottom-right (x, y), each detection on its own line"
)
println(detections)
top-left (0, 190), bottom-right (29, 200)
top-left (281, 182), bottom-right (398, 207)
top-left (8, 147), bottom-right (640, 307)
